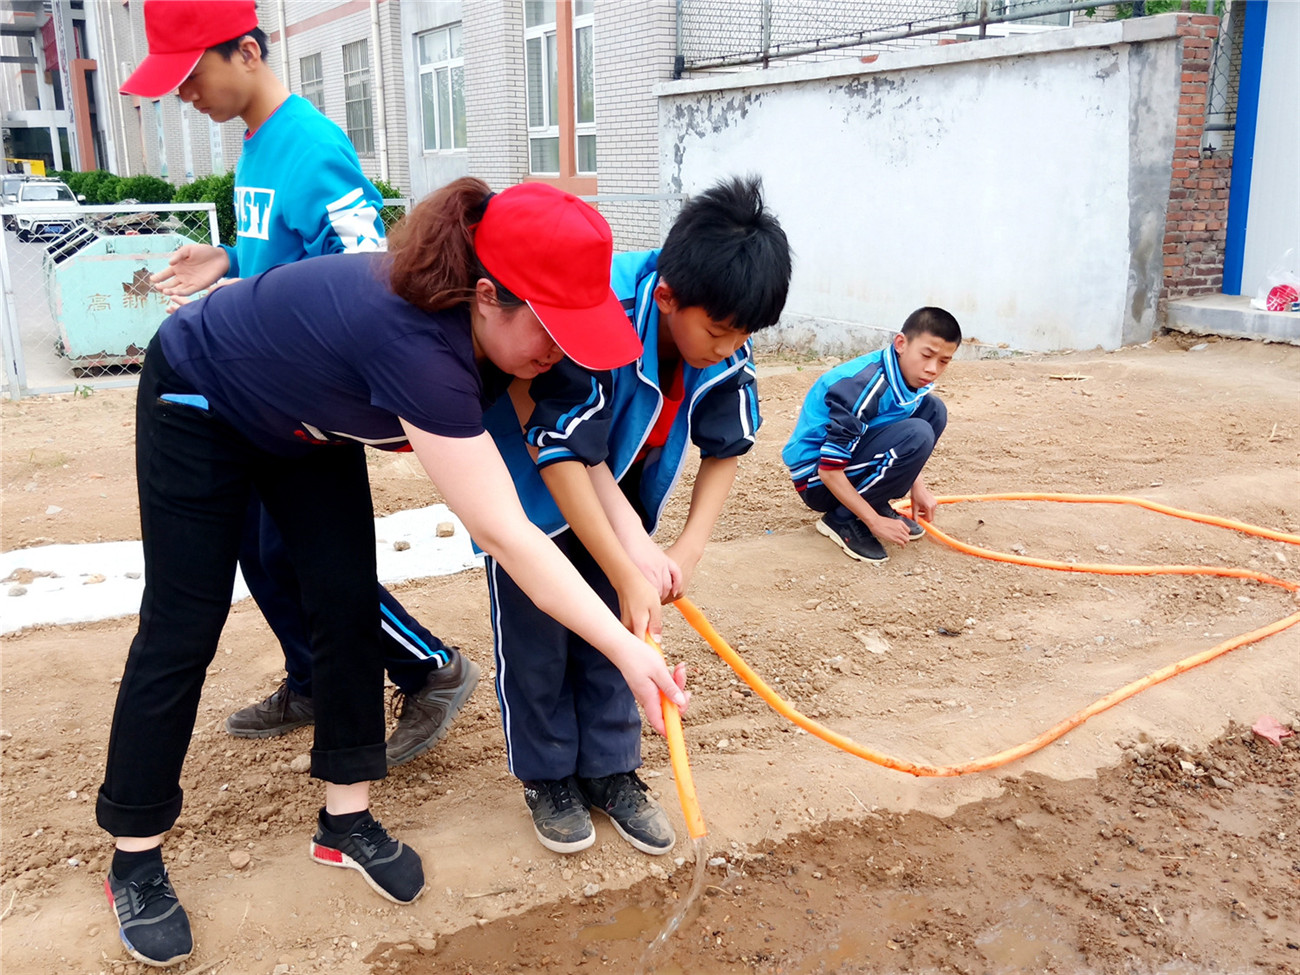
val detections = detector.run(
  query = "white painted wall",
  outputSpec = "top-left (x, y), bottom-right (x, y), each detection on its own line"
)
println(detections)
top-left (1239, 0), bottom-right (1299, 302)
top-left (658, 17), bottom-right (1188, 352)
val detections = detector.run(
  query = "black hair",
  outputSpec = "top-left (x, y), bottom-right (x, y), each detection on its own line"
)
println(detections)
top-left (209, 27), bottom-right (269, 62)
top-left (901, 307), bottom-right (962, 346)
top-left (655, 175), bottom-right (791, 334)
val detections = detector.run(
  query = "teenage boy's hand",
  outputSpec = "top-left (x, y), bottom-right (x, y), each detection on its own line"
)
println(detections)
top-left (617, 643), bottom-right (690, 737)
top-left (867, 511), bottom-right (913, 548)
top-left (910, 481), bottom-right (938, 522)
top-left (614, 571), bottom-right (664, 642)
top-left (152, 244), bottom-right (231, 296)
top-left (624, 533), bottom-right (683, 601)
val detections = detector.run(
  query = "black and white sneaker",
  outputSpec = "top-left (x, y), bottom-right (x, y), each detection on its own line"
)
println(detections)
top-left (523, 776), bottom-right (595, 854)
top-left (309, 809), bottom-right (425, 904)
top-left (104, 866), bottom-right (193, 967)
top-left (815, 512), bottom-right (888, 562)
top-left (578, 771), bottom-right (676, 856)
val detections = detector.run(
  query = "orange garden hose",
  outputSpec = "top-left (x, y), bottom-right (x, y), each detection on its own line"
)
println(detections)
top-left (647, 633), bottom-right (707, 839)
top-left (673, 493), bottom-right (1300, 778)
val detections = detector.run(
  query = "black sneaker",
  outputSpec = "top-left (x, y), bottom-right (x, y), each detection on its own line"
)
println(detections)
top-left (309, 809), bottom-right (425, 904)
top-left (882, 508), bottom-right (925, 539)
top-left (225, 679), bottom-right (314, 738)
top-left (104, 866), bottom-right (193, 967)
top-left (815, 513), bottom-right (888, 563)
top-left (578, 772), bottom-right (676, 856)
top-left (386, 649), bottom-right (481, 767)
top-left (523, 776), bottom-right (595, 854)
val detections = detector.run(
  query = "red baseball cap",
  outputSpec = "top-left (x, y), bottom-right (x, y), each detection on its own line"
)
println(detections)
top-left (474, 183), bottom-right (642, 372)
top-left (120, 0), bottom-right (260, 98)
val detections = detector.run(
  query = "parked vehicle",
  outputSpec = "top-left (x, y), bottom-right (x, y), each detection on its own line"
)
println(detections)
top-left (2, 173), bottom-right (31, 230)
top-left (9, 177), bottom-right (86, 241)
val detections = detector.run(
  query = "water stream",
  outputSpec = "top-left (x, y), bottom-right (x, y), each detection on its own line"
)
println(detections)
top-left (634, 835), bottom-right (709, 975)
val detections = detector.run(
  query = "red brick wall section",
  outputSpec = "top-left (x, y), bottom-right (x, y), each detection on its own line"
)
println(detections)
top-left (1161, 13), bottom-right (1231, 315)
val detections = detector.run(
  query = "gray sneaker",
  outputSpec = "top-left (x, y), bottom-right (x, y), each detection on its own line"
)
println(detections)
top-left (578, 771), bottom-right (676, 855)
top-left (385, 650), bottom-right (481, 767)
top-left (225, 679), bottom-right (314, 738)
top-left (523, 776), bottom-right (595, 854)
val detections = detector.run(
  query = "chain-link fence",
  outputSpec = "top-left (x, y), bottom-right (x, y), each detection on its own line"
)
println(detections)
top-left (1, 199), bottom-right (411, 399)
top-left (1204, 0), bottom-right (1241, 153)
top-left (675, 1), bottom-right (1237, 73)
top-left (677, 0), bottom-right (1097, 71)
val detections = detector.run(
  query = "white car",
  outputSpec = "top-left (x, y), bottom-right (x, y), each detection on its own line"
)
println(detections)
top-left (10, 178), bottom-right (86, 241)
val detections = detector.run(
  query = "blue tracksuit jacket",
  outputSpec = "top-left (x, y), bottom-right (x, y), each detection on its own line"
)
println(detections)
top-left (482, 249), bottom-right (761, 538)
top-left (782, 346), bottom-right (935, 494)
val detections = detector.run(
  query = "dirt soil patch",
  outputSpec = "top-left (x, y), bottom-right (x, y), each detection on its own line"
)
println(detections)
top-left (2, 334), bottom-right (1298, 974)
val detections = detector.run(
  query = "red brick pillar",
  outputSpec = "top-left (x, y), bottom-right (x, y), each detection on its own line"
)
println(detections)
top-left (1160, 13), bottom-right (1231, 318)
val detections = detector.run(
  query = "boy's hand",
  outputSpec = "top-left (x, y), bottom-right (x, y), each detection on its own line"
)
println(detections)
top-left (663, 541), bottom-right (702, 601)
top-left (614, 571), bottom-right (664, 642)
top-left (868, 512), bottom-right (913, 548)
top-left (625, 533), bottom-right (683, 601)
top-left (151, 244), bottom-right (230, 296)
top-left (910, 482), bottom-right (938, 522)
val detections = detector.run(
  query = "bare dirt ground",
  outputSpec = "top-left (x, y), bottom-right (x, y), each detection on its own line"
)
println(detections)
top-left (2, 334), bottom-right (1298, 975)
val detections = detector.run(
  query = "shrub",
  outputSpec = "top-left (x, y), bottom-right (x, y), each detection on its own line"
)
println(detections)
top-left (117, 174), bottom-right (175, 204)
top-left (173, 171), bottom-right (236, 245)
top-left (370, 177), bottom-right (404, 202)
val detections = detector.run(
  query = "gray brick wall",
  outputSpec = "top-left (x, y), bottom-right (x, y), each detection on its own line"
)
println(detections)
top-left (463, 0), bottom-right (527, 191)
top-left (593, 0), bottom-right (677, 250)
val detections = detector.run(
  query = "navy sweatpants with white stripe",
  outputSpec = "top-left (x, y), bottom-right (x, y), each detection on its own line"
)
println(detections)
top-left (798, 396), bottom-right (947, 517)
top-left (243, 502), bottom-right (450, 696)
top-left (485, 530), bottom-right (641, 783)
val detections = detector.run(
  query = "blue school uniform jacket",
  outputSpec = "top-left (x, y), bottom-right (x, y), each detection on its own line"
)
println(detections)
top-left (782, 346), bottom-right (935, 493)
top-left (219, 94), bottom-right (385, 278)
top-left (482, 249), bottom-right (761, 538)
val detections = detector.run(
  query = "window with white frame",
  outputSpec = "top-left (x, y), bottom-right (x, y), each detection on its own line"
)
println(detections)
top-left (573, 1), bottom-right (595, 174)
top-left (342, 39), bottom-right (374, 155)
top-left (417, 24), bottom-right (466, 152)
top-left (300, 53), bottom-right (325, 113)
top-left (524, 1), bottom-right (559, 174)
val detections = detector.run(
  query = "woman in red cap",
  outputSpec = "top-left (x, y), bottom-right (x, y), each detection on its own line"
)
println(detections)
top-left (97, 178), bottom-right (682, 967)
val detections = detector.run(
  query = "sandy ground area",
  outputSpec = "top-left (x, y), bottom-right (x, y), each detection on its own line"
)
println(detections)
top-left (2, 334), bottom-right (1298, 975)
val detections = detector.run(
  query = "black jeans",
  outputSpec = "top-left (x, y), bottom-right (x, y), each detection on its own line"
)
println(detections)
top-left (96, 338), bottom-right (387, 838)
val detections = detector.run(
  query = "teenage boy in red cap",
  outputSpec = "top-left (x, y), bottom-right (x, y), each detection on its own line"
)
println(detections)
top-left (120, 0), bottom-right (476, 776)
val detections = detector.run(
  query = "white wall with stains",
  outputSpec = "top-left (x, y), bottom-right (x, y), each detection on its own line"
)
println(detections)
top-left (658, 17), bottom-right (1189, 353)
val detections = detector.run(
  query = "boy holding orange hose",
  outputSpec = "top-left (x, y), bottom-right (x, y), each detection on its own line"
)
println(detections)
top-left (783, 308), bottom-right (961, 562)
top-left (480, 177), bottom-right (791, 855)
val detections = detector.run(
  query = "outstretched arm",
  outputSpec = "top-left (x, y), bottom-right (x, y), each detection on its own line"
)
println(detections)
top-left (150, 244), bottom-right (231, 296)
top-left (539, 459), bottom-right (664, 641)
top-left (663, 455), bottom-right (739, 599)
top-left (402, 421), bottom-right (686, 734)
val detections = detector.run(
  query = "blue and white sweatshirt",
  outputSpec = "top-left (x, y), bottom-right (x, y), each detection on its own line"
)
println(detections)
top-left (482, 249), bottom-right (761, 539)
top-left (782, 346), bottom-right (935, 493)
top-left (220, 94), bottom-right (384, 278)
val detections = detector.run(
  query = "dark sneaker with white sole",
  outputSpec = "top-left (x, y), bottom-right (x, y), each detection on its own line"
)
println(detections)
top-left (815, 512), bottom-right (888, 562)
top-left (225, 679), bottom-right (314, 738)
top-left (104, 866), bottom-right (193, 967)
top-left (386, 649), bottom-right (481, 767)
top-left (523, 776), bottom-right (595, 854)
top-left (309, 809), bottom-right (425, 904)
top-left (578, 771), bottom-right (676, 856)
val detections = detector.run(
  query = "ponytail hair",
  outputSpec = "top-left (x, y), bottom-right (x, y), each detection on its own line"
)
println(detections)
top-left (388, 177), bottom-right (494, 312)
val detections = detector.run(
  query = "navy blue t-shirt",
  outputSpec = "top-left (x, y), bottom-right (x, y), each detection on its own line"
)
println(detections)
top-left (159, 252), bottom-right (502, 455)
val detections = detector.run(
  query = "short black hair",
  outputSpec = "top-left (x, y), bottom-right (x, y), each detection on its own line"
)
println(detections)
top-left (209, 27), bottom-right (269, 62)
top-left (901, 307), bottom-right (962, 346)
top-left (655, 175), bottom-right (791, 333)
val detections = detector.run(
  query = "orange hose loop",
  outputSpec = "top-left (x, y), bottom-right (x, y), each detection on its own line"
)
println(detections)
top-left (673, 495), bottom-right (1299, 778)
